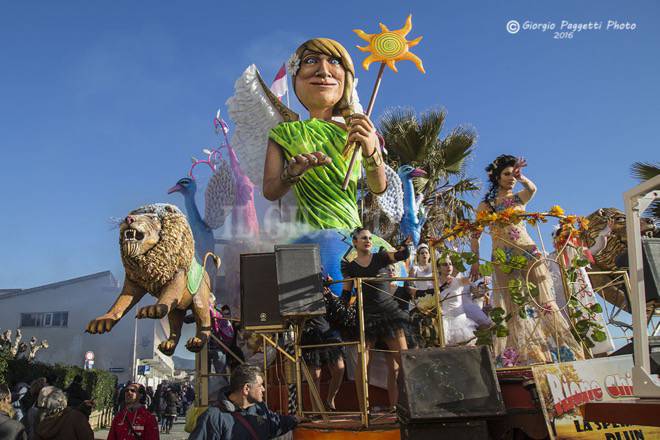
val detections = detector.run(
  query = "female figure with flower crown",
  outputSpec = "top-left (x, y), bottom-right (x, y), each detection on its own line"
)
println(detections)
top-left (263, 38), bottom-right (387, 229)
top-left (470, 155), bottom-right (584, 366)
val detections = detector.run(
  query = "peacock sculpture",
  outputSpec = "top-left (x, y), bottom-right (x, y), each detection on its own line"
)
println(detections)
top-left (167, 176), bottom-right (216, 262)
top-left (198, 114), bottom-right (261, 313)
top-left (397, 164), bottom-right (427, 246)
top-left (212, 115), bottom-right (260, 239)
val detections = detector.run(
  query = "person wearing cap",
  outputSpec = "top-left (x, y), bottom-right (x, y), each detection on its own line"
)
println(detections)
top-left (107, 383), bottom-right (159, 440)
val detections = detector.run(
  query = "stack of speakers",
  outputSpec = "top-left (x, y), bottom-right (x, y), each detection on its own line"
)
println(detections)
top-left (397, 346), bottom-right (506, 439)
top-left (239, 244), bottom-right (326, 331)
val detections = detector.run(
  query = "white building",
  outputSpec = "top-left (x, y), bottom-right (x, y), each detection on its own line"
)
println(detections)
top-left (0, 271), bottom-right (174, 385)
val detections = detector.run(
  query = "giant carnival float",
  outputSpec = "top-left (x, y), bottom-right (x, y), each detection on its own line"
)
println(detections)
top-left (85, 15), bottom-right (660, 440)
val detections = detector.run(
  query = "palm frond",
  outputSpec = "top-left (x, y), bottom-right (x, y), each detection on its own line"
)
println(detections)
top-left (424, 178), bottom-right (479, 203)
top-left (446, 177), bottom-right (480, 194)
top-left (377, 106), bottom-right (481, 242)
top-left (630, 162), bottom-right (660, 218)
top-left (379, 107), bottom-right (445, 164)
top-left (418, 109), bottom-right (446, 155)
top-left (631, 162), bottom-right (660, 182)
top-left (436, 126), bottom-right (477, 173)
top-left (412, 176), bottom-right (430, 194)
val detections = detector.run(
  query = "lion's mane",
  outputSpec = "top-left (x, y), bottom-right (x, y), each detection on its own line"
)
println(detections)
top-left (120, 204), bottom-right (194, 295)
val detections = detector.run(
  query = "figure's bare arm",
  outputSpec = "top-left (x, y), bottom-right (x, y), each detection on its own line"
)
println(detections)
top-left (86, 276), bottom-right (146, 333)
top-left (517, 175), bottom-right (537, 204)
top-left (263, 140), bottom-right (288, 201)
top-left (513, 158), bottom-right (536, 203)
top-left (262, 139), bottom-right (331, 201)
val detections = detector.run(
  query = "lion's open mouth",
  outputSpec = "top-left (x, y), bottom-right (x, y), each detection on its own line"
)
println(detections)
top-left (124, 229), bottom-right (145, 241)
top-left (122, 228), bottom-right (145, 257)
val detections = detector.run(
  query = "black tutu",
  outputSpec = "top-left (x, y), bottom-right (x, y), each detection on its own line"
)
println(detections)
top-left (324, 292), bottom-right (410, 342)
top-left (363, 300), bottom-right (411, 341)
top-left (301, 327), bottom-right (344, 368)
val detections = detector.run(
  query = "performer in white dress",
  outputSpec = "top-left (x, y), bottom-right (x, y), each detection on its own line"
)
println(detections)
top-left (437, 256), bottom-right (478, 346)
top-left (409, 244), bottom-right (434, 299)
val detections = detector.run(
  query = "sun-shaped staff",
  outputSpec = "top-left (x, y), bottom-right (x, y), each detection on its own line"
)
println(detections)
top-left (354, 14), bottom-right (425, 73)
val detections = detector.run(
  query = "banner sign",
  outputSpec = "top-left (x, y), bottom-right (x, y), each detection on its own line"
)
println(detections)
top-left (532, 355), bottom-right (660, 439)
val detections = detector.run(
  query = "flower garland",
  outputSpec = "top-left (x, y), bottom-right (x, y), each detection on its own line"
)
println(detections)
top-left (429, 205), bottom-right (605, 353)
top-left (435, 205), bottom-right (589, 243)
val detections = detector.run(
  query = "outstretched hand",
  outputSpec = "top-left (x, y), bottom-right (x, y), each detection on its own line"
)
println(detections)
top-left (513, 157), bottom-right (527, 179)
top-left (287, 151), bottom-right (332, 177)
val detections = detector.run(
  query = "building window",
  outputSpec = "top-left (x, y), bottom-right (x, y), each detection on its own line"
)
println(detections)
top-left (20, 312), bottom-right (68, 328)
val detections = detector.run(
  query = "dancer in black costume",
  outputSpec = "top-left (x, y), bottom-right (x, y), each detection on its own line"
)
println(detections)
top-left (340, 227), bottom-right (411, 408)
top-left (301, 313), bottom-right (345, 412)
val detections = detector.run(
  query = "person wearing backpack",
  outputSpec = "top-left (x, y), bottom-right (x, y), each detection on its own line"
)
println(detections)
top-left (188, 365), bottom-right (302, 440)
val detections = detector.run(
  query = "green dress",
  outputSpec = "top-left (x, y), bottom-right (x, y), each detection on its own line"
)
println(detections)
top-left (269, 119), bottom-right (362, 230)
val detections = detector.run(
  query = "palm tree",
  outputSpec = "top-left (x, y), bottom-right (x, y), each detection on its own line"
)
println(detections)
top-left (362, 107), bottom-right (479, 243)
top-left (631, 161), bottom-right (660, 218)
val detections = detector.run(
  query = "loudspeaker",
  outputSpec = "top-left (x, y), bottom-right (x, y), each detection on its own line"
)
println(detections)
top-left (240, 253), bottom-right (285, 331)
top-left (400, 420), bottom-right (488, 440)
top-left (274, 244), bottom-right (325, 318)
top-left (398, 346), bottom-right (505, 423)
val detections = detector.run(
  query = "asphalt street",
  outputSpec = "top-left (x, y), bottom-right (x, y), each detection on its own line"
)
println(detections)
top-left (95, 419), bottom-right (189, 440)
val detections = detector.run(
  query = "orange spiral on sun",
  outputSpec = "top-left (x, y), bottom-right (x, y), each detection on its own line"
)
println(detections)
top-left (354, 14), bottom-right (425, 73)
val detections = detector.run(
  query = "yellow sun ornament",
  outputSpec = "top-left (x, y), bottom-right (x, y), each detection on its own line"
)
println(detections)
top-left (354, 14), bottom-right (425, 73)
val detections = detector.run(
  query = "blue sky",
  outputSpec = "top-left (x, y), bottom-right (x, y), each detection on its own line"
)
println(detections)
top-left (1, 0), bottom-right (658, 291)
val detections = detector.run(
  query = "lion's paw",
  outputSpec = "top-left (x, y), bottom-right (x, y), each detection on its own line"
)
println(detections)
top-left (185, 336), bottom-right (207, 353)
top-left (137, 304), bottom-right (169, 319)
top-left (158, 340), bottom-right (177, 356)
top-left (86, 316), bottom-right (117, 334)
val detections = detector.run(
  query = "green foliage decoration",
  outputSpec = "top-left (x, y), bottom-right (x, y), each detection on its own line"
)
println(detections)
top-left (0, 357), bottom-right (117, 409)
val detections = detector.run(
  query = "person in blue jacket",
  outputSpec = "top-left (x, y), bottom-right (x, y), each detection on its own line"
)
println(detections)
top-left (188, 364), bottom-right (301, 440)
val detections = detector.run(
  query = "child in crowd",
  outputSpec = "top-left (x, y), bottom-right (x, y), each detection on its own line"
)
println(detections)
top-left (408, 244), bottom-right (435, 300)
